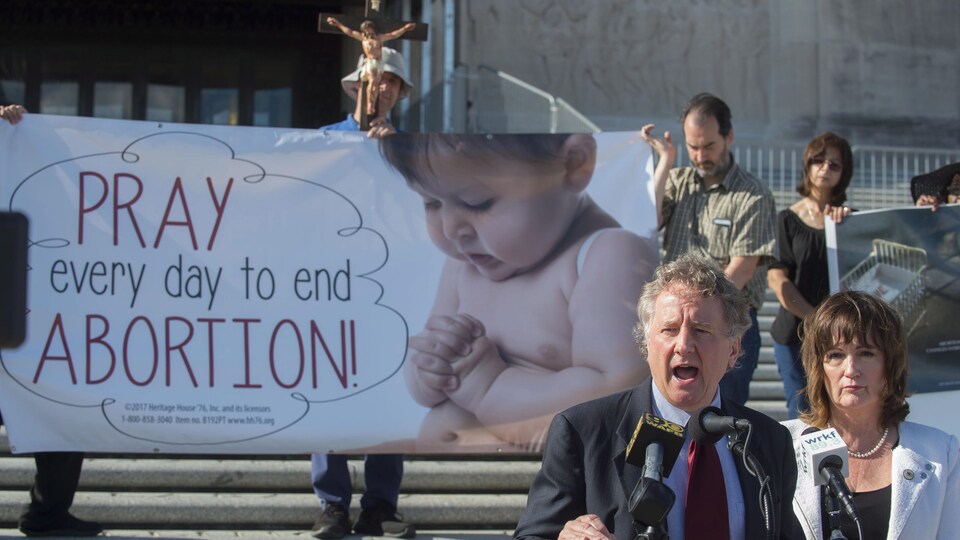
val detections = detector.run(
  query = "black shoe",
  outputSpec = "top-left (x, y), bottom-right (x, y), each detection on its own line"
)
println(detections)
top-left (354, 501), bottom-right (416, 538)
top-left (312, 502), bottom-right (351, 539)
top-left (19, 512), bottom-right (103, 537)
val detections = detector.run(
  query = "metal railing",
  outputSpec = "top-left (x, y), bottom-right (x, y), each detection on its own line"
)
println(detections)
top-left (676, 143), bottom-right (960, 211)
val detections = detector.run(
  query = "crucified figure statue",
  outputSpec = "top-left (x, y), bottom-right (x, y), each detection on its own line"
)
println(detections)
top-left (327, 17), bottom-right (416, 116)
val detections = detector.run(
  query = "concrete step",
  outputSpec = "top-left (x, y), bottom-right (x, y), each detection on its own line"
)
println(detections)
top-left (753, 363), bottom-right (781, 382)
top-left (757, 314), bottom-right (775, 330)
top-left (0, 529), bottom-right (514, 539)
top-left (0, 490), bottom-right (528, 530)
top-left (745, 400), bottom-right (788, 422)
top-left (0, 456), bottom-right (538, 493)
top-left (747, 380), bottom-right (786, 401)
top-left (758, 301), bottom-right (780, 317)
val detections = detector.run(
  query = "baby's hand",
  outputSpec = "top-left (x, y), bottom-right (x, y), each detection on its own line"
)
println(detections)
top-left (407, 314), bottom-right (484, 398)
top-left (444, 331), bottom-right (508, 414)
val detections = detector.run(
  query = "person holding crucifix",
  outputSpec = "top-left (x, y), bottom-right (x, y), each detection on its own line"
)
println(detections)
top-left (319, 45), bottom-right (414, 138)
top-left (310, 48), bottom-right (417, 540)
top-left (326, 16), bottom-right (415, 118)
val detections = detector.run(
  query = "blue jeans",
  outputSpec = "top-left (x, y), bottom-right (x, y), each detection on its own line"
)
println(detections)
top-left (773, 341), bottom-right (809, 419)
top-left (311, 453), bottom-right (403, 512)
top-left (719, 308), bottom-right (759, 407)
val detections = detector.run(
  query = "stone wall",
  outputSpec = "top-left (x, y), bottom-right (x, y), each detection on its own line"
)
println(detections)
top-left (458, 0), bottom-right (960, 146)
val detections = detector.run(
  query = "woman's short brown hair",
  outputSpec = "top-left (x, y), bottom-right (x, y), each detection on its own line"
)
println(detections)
top-left (799, 291), bottom-right (910, 429)
top-left (797, 132), bottom-right (854, 207)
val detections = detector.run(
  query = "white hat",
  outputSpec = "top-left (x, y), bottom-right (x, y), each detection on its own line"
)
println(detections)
top-left (340, 47), bottom-right (414, 101)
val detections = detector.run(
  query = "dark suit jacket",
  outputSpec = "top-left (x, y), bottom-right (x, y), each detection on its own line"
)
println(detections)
top-left (514, 379), bottom-right (802, 539)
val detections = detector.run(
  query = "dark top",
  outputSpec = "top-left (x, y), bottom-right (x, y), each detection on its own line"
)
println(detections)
top-left (820, 484), bottom-right (891, 540)
top-left (769, 209), bottom-right (829, 345)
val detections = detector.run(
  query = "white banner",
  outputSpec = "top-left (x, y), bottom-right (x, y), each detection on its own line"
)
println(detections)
top-left (0, 115), bottom-right (657, 454)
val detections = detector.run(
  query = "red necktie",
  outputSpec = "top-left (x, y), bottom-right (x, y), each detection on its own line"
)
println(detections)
top-left (685, 439), bottom-right (730, 540)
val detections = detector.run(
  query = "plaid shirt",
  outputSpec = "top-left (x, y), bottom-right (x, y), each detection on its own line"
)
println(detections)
top-left (661, 159), bottom-right (777, 309)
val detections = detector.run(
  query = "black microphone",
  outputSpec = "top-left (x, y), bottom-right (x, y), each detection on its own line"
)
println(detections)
top-left (625, 413), bottom-right (685, 529)
top-left (688, 406), bottom-right (751, 444)
top-left (625, 413), bottom-right (685, 478)
top-left (798, 427), bottom-right (860, 524)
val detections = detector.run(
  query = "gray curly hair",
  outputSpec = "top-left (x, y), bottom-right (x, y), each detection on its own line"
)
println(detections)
top-left (633, 254), bottom-right (751, 358)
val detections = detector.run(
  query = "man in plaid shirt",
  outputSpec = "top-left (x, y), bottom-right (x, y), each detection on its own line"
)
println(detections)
top-left (640, 92), bottom-right (777, 407)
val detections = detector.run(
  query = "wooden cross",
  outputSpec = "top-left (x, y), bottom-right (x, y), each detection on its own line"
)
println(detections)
top-left (319, 0), bottom-right (428, 130)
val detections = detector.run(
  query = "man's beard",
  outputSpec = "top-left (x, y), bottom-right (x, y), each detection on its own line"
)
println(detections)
top-left (695, 151), bottom-right (731, 179)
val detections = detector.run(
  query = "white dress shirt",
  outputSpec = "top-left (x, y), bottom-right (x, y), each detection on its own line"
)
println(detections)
top-left (651, 384), bottom-right (746, 540)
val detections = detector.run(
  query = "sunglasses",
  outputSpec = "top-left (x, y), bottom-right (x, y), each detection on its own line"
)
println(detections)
top-left (810, 157), bottom-right (843, 172)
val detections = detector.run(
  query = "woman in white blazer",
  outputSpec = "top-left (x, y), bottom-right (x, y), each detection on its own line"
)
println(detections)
top-left (782, 291), bottom-right (959, 539)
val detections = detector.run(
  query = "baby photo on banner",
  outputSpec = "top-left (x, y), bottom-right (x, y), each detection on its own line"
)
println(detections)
top-left (0, 115), bottom-right (658, 454)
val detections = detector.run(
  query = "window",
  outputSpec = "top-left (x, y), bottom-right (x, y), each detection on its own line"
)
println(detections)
top-left (40, 81), bottom-right (79, 116)
top-left (8, 44), bottom-right (301, 125)
top-left (201, 88), bottom-right (239, 125)
top-left (254, 87), bottom-right (292, 127)
top-left (94, 82), bottom-right (133, 119)
top-left (1, 80), bottom-right (25, 105)
top-left (146, 84), bottom-right (186, 123)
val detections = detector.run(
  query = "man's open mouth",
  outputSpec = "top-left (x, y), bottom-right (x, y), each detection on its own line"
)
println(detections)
top-left (673, 366), bottom-right (699, 381)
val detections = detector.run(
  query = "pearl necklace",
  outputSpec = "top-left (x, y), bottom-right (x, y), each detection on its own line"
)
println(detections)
top-left (830, 424), bottom-right (890, 459)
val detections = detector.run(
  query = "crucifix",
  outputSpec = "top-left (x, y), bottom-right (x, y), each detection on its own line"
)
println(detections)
top-left (319, 0), bottom-right (428, 130)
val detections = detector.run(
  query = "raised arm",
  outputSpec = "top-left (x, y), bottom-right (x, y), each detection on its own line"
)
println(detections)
top-left (325, 16), bottom-right (363, 41)
top-left (381, 22), bottom-right (416, 42)
top-left (639, 124), bottom-right (676, 229)
top-left (445, 230), bottom-right (654, 442)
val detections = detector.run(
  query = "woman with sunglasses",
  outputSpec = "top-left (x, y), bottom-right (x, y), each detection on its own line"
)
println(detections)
top-left (767, 132), bottom-right (854, 419)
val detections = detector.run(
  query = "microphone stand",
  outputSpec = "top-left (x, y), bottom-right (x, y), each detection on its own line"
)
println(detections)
top-left (634, 522), bottom-right (669, 540)
top-left (823, 487), bottom-right (848, 540)
top-left (728, 431), bottom-right (775, 540)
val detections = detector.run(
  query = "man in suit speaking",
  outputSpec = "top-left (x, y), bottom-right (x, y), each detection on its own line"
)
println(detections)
top-left (514, 254), bottom-right (802, 539)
